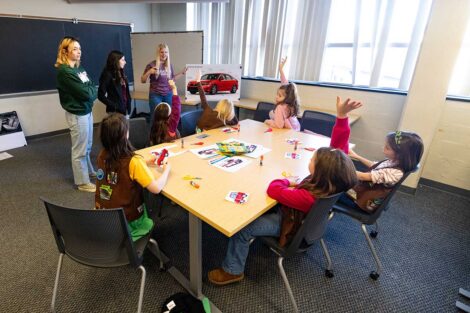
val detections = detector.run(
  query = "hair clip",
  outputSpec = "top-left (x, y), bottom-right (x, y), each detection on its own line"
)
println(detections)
top-left (395, 131), bottom-right (402, 145)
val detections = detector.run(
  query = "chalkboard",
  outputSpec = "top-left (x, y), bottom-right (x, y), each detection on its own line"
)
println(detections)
top-left (0, 16), bottom-right (134, 95)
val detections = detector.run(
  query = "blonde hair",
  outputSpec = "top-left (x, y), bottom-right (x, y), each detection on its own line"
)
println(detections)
top-left (215, 99), bottom-right (235, 124)
top-left (156, 43), bottom-right (171, 77)
top-left (54, 37), bottom-right (80, 68)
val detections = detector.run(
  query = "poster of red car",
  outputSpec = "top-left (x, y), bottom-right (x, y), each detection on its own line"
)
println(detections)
top-left (185, 64), bottom-right (242, 102)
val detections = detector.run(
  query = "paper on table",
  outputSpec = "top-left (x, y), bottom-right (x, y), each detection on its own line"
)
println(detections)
top-left (190, 144), bottom-right (220, 159)
top-left (212, 156), bottom-right (252, 173)
top-left (0, 152), bottom-right (13, 161)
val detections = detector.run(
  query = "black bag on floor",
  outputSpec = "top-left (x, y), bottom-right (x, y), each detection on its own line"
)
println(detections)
top-left (161, 292), bottom-right (206, 313)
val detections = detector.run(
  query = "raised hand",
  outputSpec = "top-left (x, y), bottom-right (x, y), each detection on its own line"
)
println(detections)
top-left (336, 96), bottom-right (362, 118)
top-left (195, 69), bottom-right (202, 82)
top-left (279, 56), bottom-right (287, 72)
top-left (169, 79), bottom-right (177, 95)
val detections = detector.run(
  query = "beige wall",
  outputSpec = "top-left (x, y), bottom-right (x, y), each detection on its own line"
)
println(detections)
top-left (0, 0), bottom-right (151, 136)
top-left (422, 99), bottom-right (470, 190)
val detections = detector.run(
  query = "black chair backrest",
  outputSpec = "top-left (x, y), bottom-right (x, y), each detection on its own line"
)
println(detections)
top-left (284, 193), bottom-right (343, 257)
top-left (178, 109), bottom-right (203, 137)
top-left (300, 110), bottom-right (336, 137)
top-left (41, 197), bottom-right (141, 268)
top-left (128, 117), bottom-right (149, 149)
top-left (366, 165), bottom-right (419, 221)
top-left (253, 102), bottom-right (275, 122)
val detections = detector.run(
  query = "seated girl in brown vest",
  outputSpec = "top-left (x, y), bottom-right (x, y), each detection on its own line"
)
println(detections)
top-left (342, 131), bottom-right (424, 213)
top-left (194, 70), bottom-right (238, 131)
top-left (95, 113), bottom-right (171, 241)
top-left (149, 80), bottom-right (181, 146)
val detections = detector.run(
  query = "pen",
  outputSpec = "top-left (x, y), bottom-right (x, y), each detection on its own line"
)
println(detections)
top-left (210, 156), bottom-right (228, 165)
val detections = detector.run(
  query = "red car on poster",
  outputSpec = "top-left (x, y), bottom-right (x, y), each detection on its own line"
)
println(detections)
top-left (187, 73), bottom-right (238, 95)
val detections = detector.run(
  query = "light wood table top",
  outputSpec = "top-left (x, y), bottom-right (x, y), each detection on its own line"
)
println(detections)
top-left (137, 119), bottom-right (335, 237)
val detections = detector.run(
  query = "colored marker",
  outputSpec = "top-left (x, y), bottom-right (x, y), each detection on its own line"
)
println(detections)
top-left (260, 155), bottom-right (264, 166)
top-left (209, 156), bottom-right (229, 165)
top-left (294, 141), bottom-right (298, 151)
top-left (190, 180), bottom-right (200, 189)
top-left (181, 138), bottom-right (184, 148)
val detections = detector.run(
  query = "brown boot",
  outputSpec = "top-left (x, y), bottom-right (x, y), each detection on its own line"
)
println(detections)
top-left (208, 268), bottom-right (244, 286)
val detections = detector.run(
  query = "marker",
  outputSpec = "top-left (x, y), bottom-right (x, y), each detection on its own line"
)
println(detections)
top-left (294, 141), bottom-right (298, 151)
top-left (181, 138), bottom-right (184, 149)
top-left (190, 181), bottom-right (200, 189)
top-left (209, 156), bottom-right (229, 165)
top-left (259, 155), bottom-right (264, 166)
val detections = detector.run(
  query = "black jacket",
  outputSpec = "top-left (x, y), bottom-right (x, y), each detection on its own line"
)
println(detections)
top-left (98, 69), bottom-right (131, 115)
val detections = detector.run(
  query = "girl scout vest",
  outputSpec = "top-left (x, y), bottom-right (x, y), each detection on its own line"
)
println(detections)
top-left (95, 151), bottom-right (144, 221)
top-left (352, 160), bottom-right (401, 213)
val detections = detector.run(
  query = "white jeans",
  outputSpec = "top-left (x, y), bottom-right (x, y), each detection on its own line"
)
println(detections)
top-left (65, 111), bottom-right (95, 185)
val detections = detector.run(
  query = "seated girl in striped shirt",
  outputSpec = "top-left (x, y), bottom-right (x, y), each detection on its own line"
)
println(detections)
top-left (344, 131), bottom-right (424, 212)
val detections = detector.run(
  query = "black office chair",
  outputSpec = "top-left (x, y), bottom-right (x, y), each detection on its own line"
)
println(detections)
top-left (260, 193), bottom-right (342, 313)
top-left (331, 166), bottom-right (419, 280)
top-left (128, 117), bottom-right (149, 149)
top-left (253, 102), bottom-right (275, 122)
top-left (41, 197), bottom-right (165, 313)
top-left (178, 109), bottom-right (203, 137)
top-left (300, 110), bottom-right (336, 137)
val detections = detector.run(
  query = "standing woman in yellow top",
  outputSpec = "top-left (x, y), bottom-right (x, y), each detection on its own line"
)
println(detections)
top-left (55, 36), bottom-right (97, 192)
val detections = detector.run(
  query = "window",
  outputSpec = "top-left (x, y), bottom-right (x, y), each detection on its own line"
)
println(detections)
top-left (187, 0), bottom-right (432, 91)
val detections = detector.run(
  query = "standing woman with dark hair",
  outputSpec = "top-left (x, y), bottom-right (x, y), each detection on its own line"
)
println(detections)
top-left (55, 36), bottom-right (97, 192)
top-left (98, 50), bottom-right (132, 116)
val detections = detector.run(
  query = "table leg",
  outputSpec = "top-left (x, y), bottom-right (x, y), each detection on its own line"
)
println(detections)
top-left (189, 213), bottom-right (203, 298)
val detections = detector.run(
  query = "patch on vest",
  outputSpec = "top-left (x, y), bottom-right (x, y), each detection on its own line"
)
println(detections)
top-left (96, 169), bottom-right (105, 180)
top-left (107, 171), bottom-right (118, 184)
top-left (99, 185), bottom-right (113, 201)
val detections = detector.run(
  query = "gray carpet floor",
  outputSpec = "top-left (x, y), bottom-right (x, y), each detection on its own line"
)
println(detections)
top-left (0, 126), bottom-right (469, 313)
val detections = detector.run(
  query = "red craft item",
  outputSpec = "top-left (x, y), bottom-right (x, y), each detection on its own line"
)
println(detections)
top-left (264, 128), bottom-right (273, 133)
top-left (156, 148), bottom-right (168, 166)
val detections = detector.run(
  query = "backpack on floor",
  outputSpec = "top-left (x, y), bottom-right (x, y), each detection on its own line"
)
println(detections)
top-left (161, 292), bottom-right (211, 313)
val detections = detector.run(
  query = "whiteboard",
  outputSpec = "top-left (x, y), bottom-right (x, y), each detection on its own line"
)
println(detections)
top-left (131, 31), bottom-right (203, 96)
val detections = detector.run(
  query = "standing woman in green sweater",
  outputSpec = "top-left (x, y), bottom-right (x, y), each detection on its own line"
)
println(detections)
top-left (55, 37), bottom-right (98, 192)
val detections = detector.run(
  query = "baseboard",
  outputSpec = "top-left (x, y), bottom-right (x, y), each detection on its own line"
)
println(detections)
top-left (26, 123), bottom-right (101, 141)
top-left (419, 178), bottom-right (470, 198)
top-left (399, 185), bottom-right (417, 195)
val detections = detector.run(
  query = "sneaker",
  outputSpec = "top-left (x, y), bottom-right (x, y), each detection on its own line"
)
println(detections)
top-left (208, 268), bottom-right (244, 286)
top-left (77, 183), bottom-right (96, 193)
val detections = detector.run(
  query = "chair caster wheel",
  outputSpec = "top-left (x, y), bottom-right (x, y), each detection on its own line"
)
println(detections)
top-left (370, 271), bottom-right (380, 280)
top-left (370, 230), bottom-right (378, 238)
top-left (325, 269), bottom-right (334, 278)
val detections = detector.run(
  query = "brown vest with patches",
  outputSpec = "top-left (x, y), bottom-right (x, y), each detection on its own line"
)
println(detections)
top-left (353, 160), bottom-right (400, 213)
top-left (95, 150), bottom-right (144, 221)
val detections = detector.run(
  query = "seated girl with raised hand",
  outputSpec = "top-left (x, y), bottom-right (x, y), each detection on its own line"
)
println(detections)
top-left (264, 57), bottom-right (301, 131)
top-left (195, 70), bottom-right (238, 131)
top-left (95, 113), bottom-right (171, 241)
top-left (208, 96), bottom-right (362, 286)
top-left (149, 80), bottom-right (181, 146)
top-left (342, 130), bottom-right (423, 213)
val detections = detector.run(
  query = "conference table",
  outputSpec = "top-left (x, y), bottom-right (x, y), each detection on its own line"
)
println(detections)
top-left (136, 119), bottom-right (336, 311)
